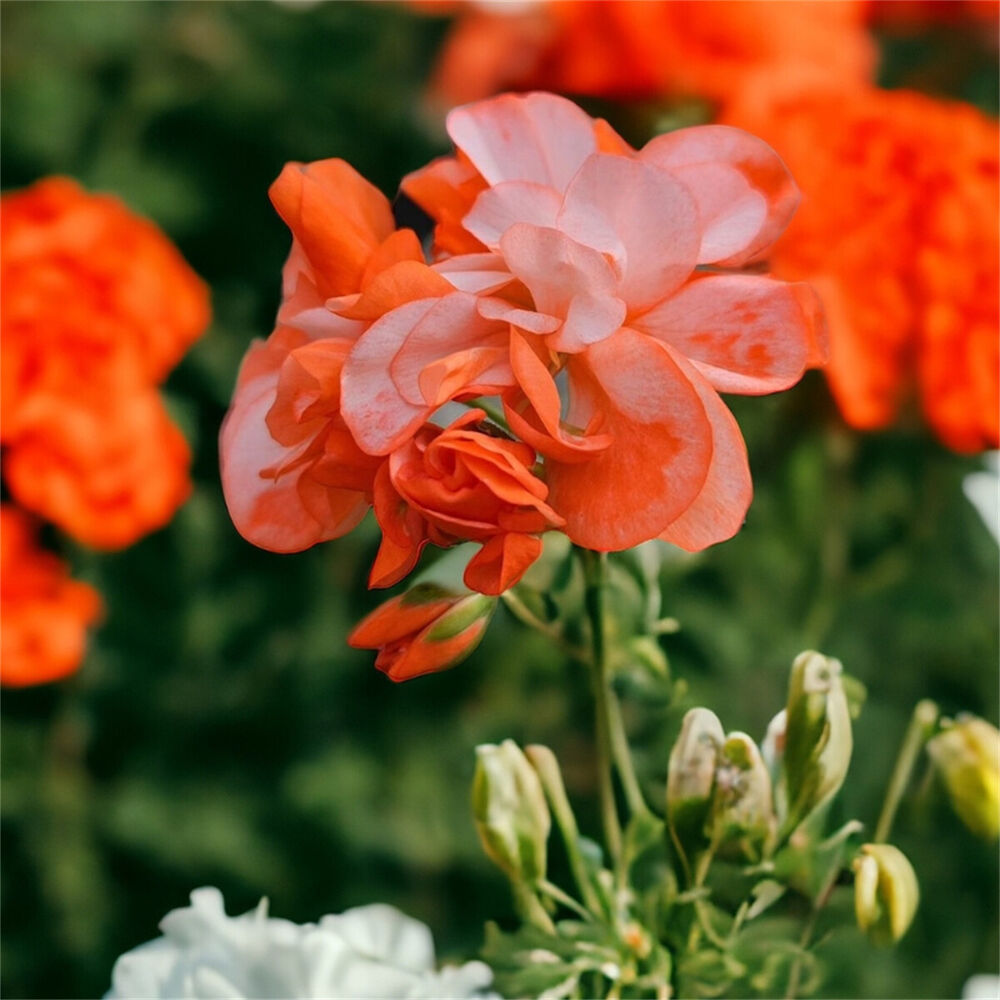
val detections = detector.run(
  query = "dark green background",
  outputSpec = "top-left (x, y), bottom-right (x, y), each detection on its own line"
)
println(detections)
top-left (1, 3), bottom-right (997, 997)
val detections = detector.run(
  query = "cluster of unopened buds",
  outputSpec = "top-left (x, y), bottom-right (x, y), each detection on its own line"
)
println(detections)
top-left (221, 91), bottom-right (826, 679)
top-left (468, 651), bottom-right (998, 1000)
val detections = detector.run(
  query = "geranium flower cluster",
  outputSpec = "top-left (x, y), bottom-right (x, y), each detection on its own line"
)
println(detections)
top-left (0, 178), bottom-right (210, 686)
top-left (221, 92), bottom-right (825, 608)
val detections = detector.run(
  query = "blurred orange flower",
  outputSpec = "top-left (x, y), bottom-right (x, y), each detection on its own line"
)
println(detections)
top-left (348, 584), bottom-right (496, 681)
top-left (724, 79), bottom-right (999, 452)
top-left (0, 506), bottom-right (102, 687)
top-left (422, 0), bottom-right (875, 108)
top-left (1, 177), bottom-right (210, 546)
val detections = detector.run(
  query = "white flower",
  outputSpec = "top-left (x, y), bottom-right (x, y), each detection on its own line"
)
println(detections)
top-left (108, 887), bottom-right (498, 999)
top-left (963, 452), bottom-right (999, 544)
top-left (962, 974), bottom-right (1000, 999)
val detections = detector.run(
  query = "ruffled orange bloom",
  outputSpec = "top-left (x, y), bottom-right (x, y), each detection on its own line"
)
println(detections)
top-left (348, 584), bottom-right (496, 681)
top-left (220, 159), bottom-right (449, 553)
top-left (724, 79), bottom-right (999, 452)
top-left (1, 177), bottom-right (210, 546)
top-left (370, 409), bottom-right (564, 594)
top-left (422, 0), bottom-right (875, 108)
top-left (0, 506), bottom-right (102, 687)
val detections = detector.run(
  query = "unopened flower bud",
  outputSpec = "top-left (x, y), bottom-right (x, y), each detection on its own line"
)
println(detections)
top-left (710, 732), bottom-right (776, 862)
top-left (472, 739), bottom-right (550, 884)
top-left (348, 584), bottom-right (496, 681)
top-left (761, 709), bottom-right (787, 774)
top-left (667, 708), bottom-right (724, 852)
top-left (781, 651), bottom-right (853, 833)
top-left (853, 843), bottom-right (919, 946)
top-left (927, 715), bottom-right (1000, 840)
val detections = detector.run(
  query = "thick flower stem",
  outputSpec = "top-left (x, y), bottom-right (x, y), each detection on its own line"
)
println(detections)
top-left (579, 548), bottom-right (624, 872)
top-left (874, 699), bottom-right (940, 844)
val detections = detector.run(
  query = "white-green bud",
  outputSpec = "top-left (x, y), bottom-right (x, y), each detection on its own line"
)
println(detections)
top-left (781, 651), bottom-right (853, 834)
top-left (667, 708), bottom-right (724, 852)
top-left (472, 740), bottom-right (550, 884)
top-left (853, 843), bottom-right (919, 946)
top-left (710, 732), bottom-right (777, 862)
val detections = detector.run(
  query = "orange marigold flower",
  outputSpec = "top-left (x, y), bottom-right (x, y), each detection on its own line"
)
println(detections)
top-left (1, 177), bottom-right (210, 546)
top-left (370, 409), bottom-right (564, 595)
top-left (0, 505), bottom-right (102, 687)
top-left (348, 583), bottom-right (496, 681)
top-left (723, 80), bottom-right (999, 452)
top-left (421, 0), bottom-right (875, 108)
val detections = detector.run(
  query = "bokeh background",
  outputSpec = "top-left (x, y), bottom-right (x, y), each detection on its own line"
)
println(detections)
top-left (1, 3), bottom-right (997, 998)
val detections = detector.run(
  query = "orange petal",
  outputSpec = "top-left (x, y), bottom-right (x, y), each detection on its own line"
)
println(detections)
top-left (463, 532), bottom-right (543, 595)
top-left (546, 330), bottom-right (712, 550)
top-left (269, 159), bottom-right (394, 298)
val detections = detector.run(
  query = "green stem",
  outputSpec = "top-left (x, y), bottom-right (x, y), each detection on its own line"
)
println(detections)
top-left (684, 840), bottom-right (719, 952)
top-left (579, 548), bottom-right (624, 873)
top-left (513, 881), bottom-right (556, 934)
top-left (526, 745), bottom-right (605, 917)
top-left (607, 689), bottom-right (648, 818)
top-left (500, 589), bottom-right (588, 660)
top-left (873, 699), bottom-right (940, 844)
top-left (537, 879), bottom-right (595, 921)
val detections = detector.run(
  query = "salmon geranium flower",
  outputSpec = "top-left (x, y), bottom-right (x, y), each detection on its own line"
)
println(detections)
top-left (0, 506), bottom-right (103, 687)
top-left (222, 91), bottom-right (825, 627)
top-left (348, 584), bottom-right (497, 681)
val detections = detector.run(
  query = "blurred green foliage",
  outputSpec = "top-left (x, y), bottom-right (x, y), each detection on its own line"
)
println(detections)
top-left (1, 3), bottom-right (997, 998)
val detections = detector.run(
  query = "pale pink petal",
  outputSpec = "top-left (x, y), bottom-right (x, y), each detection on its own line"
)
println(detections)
top-left (220, 343), bottom-right (366, 552)
top-left (667, 163), bottom-right (767, 264)
top-left (463, 181), bottom-right (563, 248)
top-left (432, 253), bottom-right (516, 294)
top-left (557, 154), bottom-right (700, 312)
top-left (632, 274), bottom-right (823, 395)
top-left (640, 125), bottom-right (799, 267)
top-left (341, 298), bottom-right (442, 455)
top-left (446, 92), bottom-right (597, 190)
top-left (546, 329), bottom-right (712, 550)
top-left (499, 223), bottom-right (625, 352)
top-left (657, 348), bottom-right (752, 551)
top-left (477, 297), bottom-right (562, 336)
top-left (389, 293), bottom-right (511, 404)
top-left (341, 293), bottom-right (513, 455)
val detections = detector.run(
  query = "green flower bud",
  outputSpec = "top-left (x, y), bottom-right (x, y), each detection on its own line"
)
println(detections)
top-left (472, 740), bottom-right (550, 884)
top-left (710, 732), bottom-right (777, 862)
top-left (853, 843), bottom-right (919, 946)
top-left (927, 715), bottom-right (1000, 840)
top-left (781, 651), bottom-right (853, 834)
top-left (667, 708), bottom-right (724, 853)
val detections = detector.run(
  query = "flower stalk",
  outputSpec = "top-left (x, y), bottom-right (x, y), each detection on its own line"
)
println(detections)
top-left (874, 700), bottom-right (940, 844)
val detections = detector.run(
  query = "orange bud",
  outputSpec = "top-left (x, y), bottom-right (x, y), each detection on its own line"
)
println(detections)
top-left (347, 584), bottom-right (496, 682)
